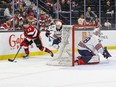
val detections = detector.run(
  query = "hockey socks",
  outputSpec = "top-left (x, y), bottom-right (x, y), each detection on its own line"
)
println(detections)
top-left (44, 48), bottom-right (54, 57)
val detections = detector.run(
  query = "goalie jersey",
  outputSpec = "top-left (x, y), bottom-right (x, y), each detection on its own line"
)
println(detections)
top-left (78, 34), bottom-right (104, 55)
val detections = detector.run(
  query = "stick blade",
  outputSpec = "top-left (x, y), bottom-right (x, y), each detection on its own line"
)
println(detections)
top-left (8, 59), bottom-right (14, 62)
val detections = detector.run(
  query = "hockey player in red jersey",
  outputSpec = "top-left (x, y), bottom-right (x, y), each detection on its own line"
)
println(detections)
top-left (20, 20), bottom-right (54, 58)
top-left (76, 28), bottom-right (111, 65)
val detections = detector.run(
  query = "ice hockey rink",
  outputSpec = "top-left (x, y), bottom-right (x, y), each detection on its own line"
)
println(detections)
top-left (0, 50), bottom-right (116, 87)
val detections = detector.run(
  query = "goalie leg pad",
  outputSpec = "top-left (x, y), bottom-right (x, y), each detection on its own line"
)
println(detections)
top-left (78, 49), bottom-right (93, 63)
top-left (77, 56), bottom-right (99, 65)
top-left (88, 55), bottom-right (100, 64)
top-left (77, 56), bottom-right (85, 65)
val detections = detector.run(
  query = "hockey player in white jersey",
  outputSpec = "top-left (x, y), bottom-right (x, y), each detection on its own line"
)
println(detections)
top-left (45, 21), bottom-right (62, 49)
top-left (76, 28), bottom-right (111, 65)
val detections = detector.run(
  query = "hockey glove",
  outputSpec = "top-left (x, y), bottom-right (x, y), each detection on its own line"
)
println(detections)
top-left (102, 47), bottom-right (111, 59)
top-left (20, 39), bottom-right (33, 46)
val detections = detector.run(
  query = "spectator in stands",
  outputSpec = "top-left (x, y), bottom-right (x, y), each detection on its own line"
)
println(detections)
top-left (46, 0), bottom-right (53, 16)
top-left (53, 1), bottom-right (61, 18)
top-left (8, 11), bottom-right (24, 30)
top-left (21, 11), bottom-right (27, 20)
top-left (0, 0), bottom-right (11, 4)
top-left (85, 7), bottom-right (97, 24)
top-left (26, 4), bottom-right (37, 17)
top-left (0, 19), bottom-right (12, 31)
top-left (30, 0), bottom-right (36, 4)
top-left (39, 11), bottom-right (49, 30)
top-left (24, 0), bottom-right (31, 7)
top-left (4, 4), bottom-right (12, 20)
top-left (66, 0), bottom-right (70, 11)
top-left (112, 1), bottom-right (116, 19)
top-left (86, 0), bottom-right (98, 5)
top-left (60, 0), bottom-right (69, 11)
top-left (14, 11), bottom-right (23, 30)
top-left (71, 0), bottom-right (80, 18)
top-left (85, 18), bottom-right (92, 26)
top-left (16, 4), bottom-right (25, 16)
top-left (77, 14), bottom-right (85, 26)
top-left (14, 0), bottom-right (26, 9)
top-left (26, 12), bottom-right (37, 27)
top-left (104, 18), bottom-right (112, 29)
top-left (0, 0), bottom-right (5, 4)
top-left (18, 0), bottom-right (26, 6)
top-left (93, 18), bottom-right (102, 28)
top-left (105, 0), bottom-right (114, 19)
top-left (72, 0), bottom-right (81, 11)
top-left (14, 0), bottom-right (19, 9)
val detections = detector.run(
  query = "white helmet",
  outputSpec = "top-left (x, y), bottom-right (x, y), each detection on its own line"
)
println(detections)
top-left (56, 21), bottom-right (62, 27)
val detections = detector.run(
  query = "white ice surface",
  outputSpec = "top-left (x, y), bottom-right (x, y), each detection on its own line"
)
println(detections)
top-left (0, 50), bottom-right (116, 87)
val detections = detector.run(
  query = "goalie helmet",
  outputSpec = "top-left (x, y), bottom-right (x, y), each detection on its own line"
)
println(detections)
top-left (56, 21), bottom-right (62, 27)
top-left (93, 28), bottom-right (100, 36)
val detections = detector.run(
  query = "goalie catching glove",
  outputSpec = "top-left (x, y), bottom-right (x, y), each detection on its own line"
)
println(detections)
top-left (102, 47), bottom-right (111, 59)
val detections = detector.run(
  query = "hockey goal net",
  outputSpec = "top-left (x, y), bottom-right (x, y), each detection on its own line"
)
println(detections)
top-left (47, 25), bottom-right (97, 66)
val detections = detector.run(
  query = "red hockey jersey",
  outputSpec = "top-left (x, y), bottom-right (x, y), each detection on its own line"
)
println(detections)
top-left (23, 25), bottom-right (40, 40)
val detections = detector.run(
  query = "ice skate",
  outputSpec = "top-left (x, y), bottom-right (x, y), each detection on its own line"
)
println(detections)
top-left (50, 51), bottom-right (54, 57)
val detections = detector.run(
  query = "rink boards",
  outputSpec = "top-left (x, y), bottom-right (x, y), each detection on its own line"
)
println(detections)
top-left (0, 28), bottom-right (116, 60)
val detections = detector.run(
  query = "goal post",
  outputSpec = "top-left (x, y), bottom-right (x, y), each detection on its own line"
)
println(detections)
top-left (72, 25), bottom-right (97, 66)
top-left (47, 25), bottom-right (97, 66)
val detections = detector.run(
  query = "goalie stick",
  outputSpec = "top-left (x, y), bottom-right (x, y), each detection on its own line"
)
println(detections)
top-left (8, 46), bottom-right (22, 62)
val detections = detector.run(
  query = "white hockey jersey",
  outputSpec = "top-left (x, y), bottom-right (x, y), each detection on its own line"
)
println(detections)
top-left (78, 34), bottom-right (104, 55)
top-left (48, 25), bottom-right (62, 39)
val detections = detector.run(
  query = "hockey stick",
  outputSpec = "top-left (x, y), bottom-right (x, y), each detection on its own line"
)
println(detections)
top-left (8, 46), bottom-right (22, 62)
top-left (48, 35), bottom-right (55, 40)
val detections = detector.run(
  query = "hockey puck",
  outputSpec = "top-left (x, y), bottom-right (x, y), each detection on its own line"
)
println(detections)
top-left (14, 61), bottom-right (17, 63)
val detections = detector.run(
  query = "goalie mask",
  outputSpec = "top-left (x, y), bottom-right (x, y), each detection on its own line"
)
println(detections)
top-left (56, 21), bottom-right (62, 29)
top-left (93, 28), bottom-right (100, 36)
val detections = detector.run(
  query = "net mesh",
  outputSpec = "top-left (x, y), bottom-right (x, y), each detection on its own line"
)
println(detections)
top-left (47, 25), bottom-right (73, 66)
